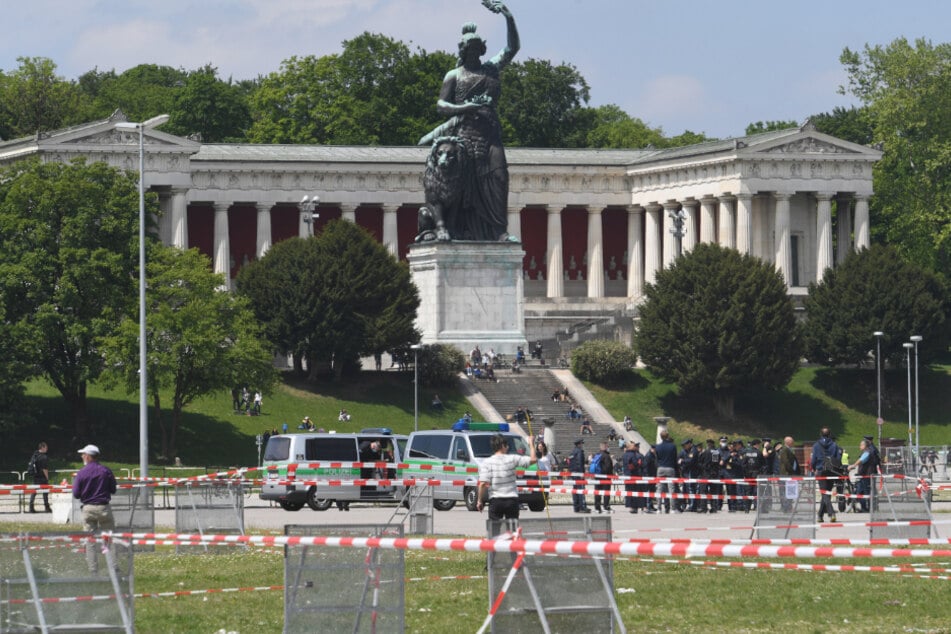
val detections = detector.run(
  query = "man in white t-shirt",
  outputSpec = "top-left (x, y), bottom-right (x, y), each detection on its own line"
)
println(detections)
top-left (476, 435), bottom-right (537, 520)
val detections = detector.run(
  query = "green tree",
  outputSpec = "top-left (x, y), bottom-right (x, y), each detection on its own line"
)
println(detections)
top-left (76, 63), bottom-right (186, 124)
top-left (636, 243), bottom-right (801, 420)
top-left (745, 120), bottom-right (799, 136)
top-left (840, 37), bottom-right (951, 275)
top-left (0, 298), bottom-right (34, 437)
top-left (235, 220), bottom-right (420, 380)
top-left (0, 158), bottom-right (141, 441)
top-left (572, 104), bottom-right (666, 149)
top-left (810, 106), bottom-right (875, 146)
top-left (0, 57), bottom-right (82, 139)
top-left (570, 340), bottom-right (638, 383)
top-left (499, 58), bottom-right (590, 147)
top-left (803, 245), bottom-right (950, 368)
top-left (101, 245), bottom-right (278, 460)
top-left (165, 64), bottom-right (251, 142)
top-left (248, 33), bottom-right (449, 145)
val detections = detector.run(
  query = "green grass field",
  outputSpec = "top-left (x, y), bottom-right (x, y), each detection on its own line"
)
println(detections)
top-left (2, 519), bottom-right (950, 633)
top-left (4, 360), bottom-right (949, 474)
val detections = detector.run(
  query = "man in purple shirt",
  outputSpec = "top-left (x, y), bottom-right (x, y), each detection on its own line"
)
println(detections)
top-left (72, 445), bottom-right (117, 532)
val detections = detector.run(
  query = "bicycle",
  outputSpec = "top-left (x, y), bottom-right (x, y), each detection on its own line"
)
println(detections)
top-left (833, 467), bottom-right (855, 514)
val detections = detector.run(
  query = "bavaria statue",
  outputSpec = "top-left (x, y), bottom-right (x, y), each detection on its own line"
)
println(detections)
top-left (416, 0), bottom-right (519, 243)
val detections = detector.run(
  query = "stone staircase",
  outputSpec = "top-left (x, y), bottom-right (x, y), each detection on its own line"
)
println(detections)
top-left (469, 361), bottom-right (601, 462)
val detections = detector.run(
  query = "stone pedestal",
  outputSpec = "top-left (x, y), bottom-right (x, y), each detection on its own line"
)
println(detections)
top-left (407, 241), bottom-right (527, 355)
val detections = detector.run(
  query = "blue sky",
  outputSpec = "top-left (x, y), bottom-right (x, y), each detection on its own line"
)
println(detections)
top-left (3, 0), bottom-right (949, 140)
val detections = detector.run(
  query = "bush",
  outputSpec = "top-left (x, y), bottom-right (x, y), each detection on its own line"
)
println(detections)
top-left (570, 340), bottom-right (637, 383)
top-left (418, 344), bottom-right (465, 387)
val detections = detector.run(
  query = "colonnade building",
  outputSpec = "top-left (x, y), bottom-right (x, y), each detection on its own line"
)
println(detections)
top-left (0, 111), bottom-right (881, 340)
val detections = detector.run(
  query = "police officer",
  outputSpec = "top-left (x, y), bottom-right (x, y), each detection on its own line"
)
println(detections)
top-left (743, 438), bottom-right (764, 511)
top-left (723, 440), bottom-right (746, 512)
top-left (678, 439), bottom-right (700, 512)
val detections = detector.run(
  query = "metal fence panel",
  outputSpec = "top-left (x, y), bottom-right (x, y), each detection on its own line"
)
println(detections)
top-left (174, 482), bottom-right (245, 554)
top-left (70, 486), bottom-right (155, 551)
top-left (753, 479), bottom-right (817, 540)
top-left (870, 476), bottom-right (933, 539)
top-left (284, 524), bottom-right (405, 634)
top-left (487, 516), bottom-right (619, 634)
top-left (0, 533), bottom-right (133, 633)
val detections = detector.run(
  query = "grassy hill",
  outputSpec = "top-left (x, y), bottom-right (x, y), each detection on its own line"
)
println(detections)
top-left (5, 360), bottom-right (949, 473)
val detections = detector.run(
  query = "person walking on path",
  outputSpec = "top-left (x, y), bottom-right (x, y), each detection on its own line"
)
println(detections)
top-left (476, 433), bottom-right (536, 520)
top-left (28, 442), bottom-right (52, 513)
top-left (810, 427), bottom-right (842, 523)
top-left (72, 445), bottom-right (117, 533)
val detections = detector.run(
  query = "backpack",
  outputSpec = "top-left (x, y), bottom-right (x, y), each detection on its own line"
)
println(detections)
top-left (588, 453), bottom-right (603, 475)
top-left (27, 452), bottom-right (38, 476)
top-left (821, 452), bottom-right (842, 475)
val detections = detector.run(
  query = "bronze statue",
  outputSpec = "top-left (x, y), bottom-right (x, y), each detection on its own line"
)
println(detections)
top-left (417, 0), bottom-right (519, 243)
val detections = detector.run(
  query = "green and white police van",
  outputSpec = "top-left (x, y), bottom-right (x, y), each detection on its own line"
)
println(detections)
top-left (260, 431), bottom-right (406, 511)
top-left (400, 422), bottom-right (546, 512)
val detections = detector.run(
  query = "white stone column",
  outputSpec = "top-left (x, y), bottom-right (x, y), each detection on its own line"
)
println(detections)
top-left (644, 203), bottom-right (662, 285)
top-left (682, 199), bottom-right (698, 252)
top-left (546, 206), bottom-right (563, 298)
top-left (718, 195), bottom-right (735, 249)
top-left (662, 201), bottom-right (680, 267)
top-left (735, 193), bottom-right (753, 255)
top-left (816, 193), bottom-right (834, 282)
top-left (170, 188), bottom-right (188, 249)
top-left (627, 205), bottom-right (644, 297)
top-left (854, 195), bottom-right (870, 249)
top-left (586, 206), bottom-right (604, 298)
top-left (340, 203), bottom-right (357, 223)
top-left (700, 196), bottom-right (717, 244)
top-left (774, 193), bottom-right (792, 286)
top-left (382, 204), bottom-right (399, 256)
top-left (507, 205), bottom-right (522, 241)
top-left (255, 202), bottom-right (272, 258)
top-left (836, 195), bottom-right (852, 264)
top-left (213, 202), bottom-right (232, 290)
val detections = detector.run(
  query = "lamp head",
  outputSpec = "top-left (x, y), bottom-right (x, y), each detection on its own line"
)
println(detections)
top-left (910, 335), bottom-right (923, 343)
top-left (873, 331), bottom-right (884, 337)
top-left (903, 343), bottom-right (913, 349)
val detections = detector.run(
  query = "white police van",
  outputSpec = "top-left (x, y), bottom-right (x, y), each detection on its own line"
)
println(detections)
top-left (260, 431), bottom-right (405, 511)
top-left (401, 422), bottom-right (545, 512)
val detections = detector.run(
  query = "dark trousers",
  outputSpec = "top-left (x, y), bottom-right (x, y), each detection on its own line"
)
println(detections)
top-left (594, 482), bottom-right (611, 511)
top-left (818, 476), bottom-right (836, 519)
top-left (488, 497), bottom-right (520, 520)
top-left (572, 480), bottom-right (588, 511)
top-left (29, 479), bottom-right (50, 511)
top-left (855, 475), bottom-right (871, 512)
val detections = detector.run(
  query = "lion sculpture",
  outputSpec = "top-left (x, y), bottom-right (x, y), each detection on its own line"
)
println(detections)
top-left (416, 137), bottom-right (467, 242)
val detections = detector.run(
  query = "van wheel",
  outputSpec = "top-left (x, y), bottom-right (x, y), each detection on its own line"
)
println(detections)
top-left (279, 501), bottom-right (304, 511)
top-left (433, 499), bottom-right (456, 512)
top-left (527, 500), bottom-right (546, 512)
top-left (307, 488), bottom-right (332, 511)
top-left (464, 487), bottom-right (478, 512)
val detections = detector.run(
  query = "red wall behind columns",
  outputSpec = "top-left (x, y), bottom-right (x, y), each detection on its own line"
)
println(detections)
top-left (313, 204), bottom-right (342, 234)
top-left (397, 205), bottom-right (419, 260)
top-left (271, 205), bottom-right (298, 244)
top-left (602, 207), bottom-right (628, 280)
top-left (228, 205), bottom-right (257, 278)
top-left (356, 207), bottom-right (383, 244)
top-left (561, 207), bottom-right (588, 280)
top-left (186, 205), bottom-right (214, 261)
top-left (519, 207), bottom-right (546, 280)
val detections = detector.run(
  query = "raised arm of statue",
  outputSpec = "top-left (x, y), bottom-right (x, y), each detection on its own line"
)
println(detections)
top-left (483, 1), bottom-right (519, 68)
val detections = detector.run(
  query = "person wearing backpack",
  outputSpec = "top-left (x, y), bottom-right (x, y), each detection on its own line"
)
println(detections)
top-left (592, 441), bottom-right (614, 514)
top-left (810, 427), bottom-right (841, 523)
top-left (27, 442), bottom-right (52, 513)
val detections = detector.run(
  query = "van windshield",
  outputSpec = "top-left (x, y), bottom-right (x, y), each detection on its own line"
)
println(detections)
top-left (263, 437), bottom-right (290, 461)
top-left (470, 435), bottom-right (530, 458)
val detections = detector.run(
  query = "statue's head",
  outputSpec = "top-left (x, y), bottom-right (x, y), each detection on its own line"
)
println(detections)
top-left (458, 22), bottom-right (487, 64)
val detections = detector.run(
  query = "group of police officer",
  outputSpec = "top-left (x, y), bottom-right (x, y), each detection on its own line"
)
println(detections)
top-left (616, 433), bottom-right (882, 514)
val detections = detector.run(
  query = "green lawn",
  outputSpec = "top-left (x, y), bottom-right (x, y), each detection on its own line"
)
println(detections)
top-left (6, 360), bottom-right (949, 474)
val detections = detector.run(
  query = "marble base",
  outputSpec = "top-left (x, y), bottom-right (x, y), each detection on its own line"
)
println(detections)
top-left (407, 241), bottom-right (527, 356)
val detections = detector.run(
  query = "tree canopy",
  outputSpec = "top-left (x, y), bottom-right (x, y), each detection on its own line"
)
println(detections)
top-left (636, 243), bottom-right (801, 420)
top-left (101, 245), bottom-right (278, 460)
top-left (803, 244), bottom-right (950, 368)
top-left (840, 37), bottom-right (951, 276)
top-left (0, 158), bottom-right (141, 441)
top-left (235, 220), bottom-right (420, 379)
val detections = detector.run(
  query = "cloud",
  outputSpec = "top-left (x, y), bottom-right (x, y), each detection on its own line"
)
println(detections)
top-left (632, 75), bottom-right (713, 133)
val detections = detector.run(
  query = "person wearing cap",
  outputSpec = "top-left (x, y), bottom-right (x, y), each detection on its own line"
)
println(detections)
top-left (722, 440), bottom-right (746, 512)
top-left (567, 438), bottom-right (590, 513)
top-left (741, 439), bottom-right (763, 511)
top-left (698, 439), bottom-right (720, 513)
top-left (678, 439), bottom-right (699, 512)
top-left (72, 445), bottom-right (117, 533)
top-left (476, 433), bottom-right (537, 520)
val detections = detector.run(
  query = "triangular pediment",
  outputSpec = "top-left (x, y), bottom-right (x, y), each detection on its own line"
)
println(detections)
top-left (743, 126), bottom-right (881, 158)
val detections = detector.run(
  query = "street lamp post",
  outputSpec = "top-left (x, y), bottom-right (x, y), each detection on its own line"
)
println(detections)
top-left (903, 342), bottom-right (913, 472)
top-left (874, 331), bottom-right (884, 450)
top-left (410, 344), bottom-right (422, 433)
top-left (910, 335), bottom-right (923, 475)
top-left (116, 114), bottom-right (169, 479)
top-left (667, 208), bottom-right (687, 258)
